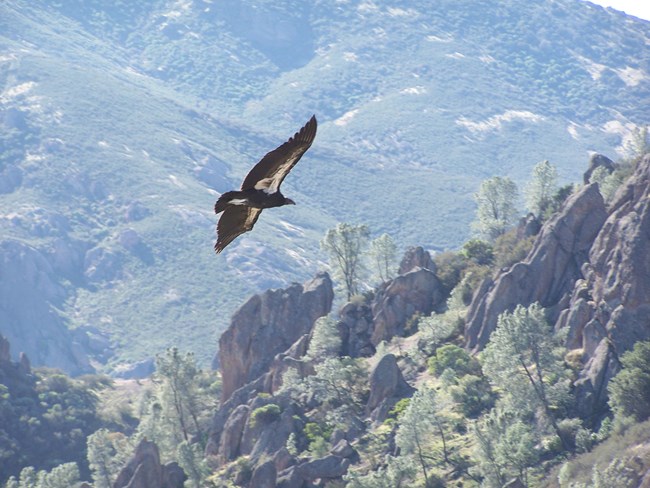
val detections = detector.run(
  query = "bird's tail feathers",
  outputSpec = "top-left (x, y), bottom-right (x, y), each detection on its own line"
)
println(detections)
top-left (214, 191), bottom-right (236, 214)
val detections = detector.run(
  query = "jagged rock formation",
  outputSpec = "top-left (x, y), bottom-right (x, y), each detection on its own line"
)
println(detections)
top-left (517, 213), bottom-right (542, 239)
top-left (366, 353), bottom-right (415, 422)
top-left (0, 333), bottom-right (31, 379)
top-left (583, 153), bottom-right (616, 184)
top-left (218, 272), bottom-right (334, 402)
top-left (465, 154), bottom-right (650, 421)
top-left (398, 245), bottom-right (437, 274)
top-left (337, 301), bottom-right (375, 357)
top-left (205, 251), bottom-right (451, 485)
top-left (0, 240), bottom-right (92, 375)
top-left (206, 273), bottom-right (336, 485)
top-left (113, 439), bottom-right (186, 488)
top-left (276, 453), bottom-right (353, 488)
top-left (337, 247), bottom-right (444, 356)
top-left (465, 182), bottom-right (608, 351)
top-left (560, 154), bottom-right (650, 419)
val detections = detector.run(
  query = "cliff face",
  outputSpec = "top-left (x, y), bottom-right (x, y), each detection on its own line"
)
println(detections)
top-left (466, 154), bottom-right (650, 420)
top-left (0, 240), bottom-right (92, 375)
top-left (562, 154), bottom-right (650, 419)
top-left (218, 272), bottom-right (334, 403)
top-left (465, 183), bottom-right (608, 351)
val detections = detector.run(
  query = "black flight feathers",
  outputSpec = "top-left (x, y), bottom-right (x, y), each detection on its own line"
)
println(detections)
top-left (213, 115), bottom-right (317, 253)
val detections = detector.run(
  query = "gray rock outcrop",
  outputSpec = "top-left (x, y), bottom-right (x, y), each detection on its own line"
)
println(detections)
top-left (465, 183), bottom-right (608, 351)
top-left (218, 272), bottom-right (334, 402)
top-left (250, 460), bottom-right (277, 488)
top-left (338, 247), bottom-right (444, 356)
top-left (560, 154), bottom-right (650, 419)
top-left (583, 153), bottom-right (616, 184)
top-left (113, 439), bottom-right (186, 488)
top-left (398, 246), bottom-right (436, 274)
top-left (337, 300), bottom-right (375, 357)
top-left (371, 267), bottom-right (444, 345)
top-left (276, 454), bottom-right (352, 488)
top-left (366, 353), bottom-right (415, 422)
top-left (465, 154), bottom-right (650, 422)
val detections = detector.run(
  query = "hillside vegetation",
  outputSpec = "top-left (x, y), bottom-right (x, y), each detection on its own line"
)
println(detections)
top-left (1, 0), bottom-right (649, 371)
top-left (3, 147), bottom-right (650, 487)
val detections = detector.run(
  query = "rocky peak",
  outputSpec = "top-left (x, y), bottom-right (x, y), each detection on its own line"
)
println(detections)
top-left (371, 266), bottom-right (445, 345)
top-left (583, 153), bottom-right (616, 184)
top-left (218, 272), bottom-right (334, 403)
top-left (113, 439), bottom-right (186, 488)
top-left (0, 334), bottom-right (10, 363)
top-left (336, 248), bottom-right (445, 357)
top-left (398, 246), bottom-right (436, 274)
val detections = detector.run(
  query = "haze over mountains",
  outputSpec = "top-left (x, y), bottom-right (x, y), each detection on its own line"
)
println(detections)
top-left (0, 0), bottom-right (648, 372)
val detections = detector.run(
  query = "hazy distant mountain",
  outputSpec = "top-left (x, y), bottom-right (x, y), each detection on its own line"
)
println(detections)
top-left (0, 0), bottom-right (647, 371)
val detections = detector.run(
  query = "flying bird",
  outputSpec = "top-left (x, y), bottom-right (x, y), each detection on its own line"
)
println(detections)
top-left (213, 115), bottom-right (317, 253)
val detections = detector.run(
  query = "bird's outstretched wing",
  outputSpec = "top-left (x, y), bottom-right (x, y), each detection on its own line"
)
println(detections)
top-left (241, 115), bottom-right (317, 193)
top-left (214, 206), bottom-right (263, 253)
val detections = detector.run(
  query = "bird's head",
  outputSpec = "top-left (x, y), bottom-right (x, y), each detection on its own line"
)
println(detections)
top-left (284, 197), bottom-right (296, 205)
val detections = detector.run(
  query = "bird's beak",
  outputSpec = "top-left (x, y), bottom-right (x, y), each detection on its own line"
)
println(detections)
top-left (286, 198), bottom-right (296, 205)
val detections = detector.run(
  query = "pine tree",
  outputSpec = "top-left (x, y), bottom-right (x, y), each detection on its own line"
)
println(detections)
top-left (321, 223), bottom-right (370, 300)
top-left (525, 160), bottom-right (558, 218)
top-left (307, 315), bottom-right (342, 359)
top-left (368, 233), bottom-right (397, 283)
top-left (482, 303), bottom-right (572, 450)
top-left (472, 176), bottom-right (519, 241)
top-left (87, 429), bottom-right (130, 488)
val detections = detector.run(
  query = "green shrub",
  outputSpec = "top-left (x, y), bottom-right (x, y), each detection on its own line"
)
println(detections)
top-left (608, 341), bottom-right (650, 422)
top-left (449, 374), bottom-right (495, 417)
top-left (462, 239), bottom-right (494, 265)
top-left (387, 398), bottom-right (411, 421)
top-left (250, 404), bottom-right (281, 427)
top-left (427, 344), bottom-right (480, 377)
top-left (493, 229), bottom-right (535, 269)
top-left (433, 250), bottom-right (467, 297)
top-left (304, 422), bottom-right (333, 457)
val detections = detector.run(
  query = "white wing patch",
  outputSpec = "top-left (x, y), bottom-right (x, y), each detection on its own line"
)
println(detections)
top-left (254, 178), bottom-right (275, 193)
top-left (230, 198), bottom-right (249, 205)
top-left (267, 159), bottom-right (298, 192)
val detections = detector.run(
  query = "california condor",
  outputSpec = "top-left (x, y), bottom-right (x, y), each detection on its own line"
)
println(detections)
top-left (214, 115), bottom-right (317, 253)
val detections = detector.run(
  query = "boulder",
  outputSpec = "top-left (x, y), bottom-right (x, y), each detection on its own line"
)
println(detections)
top-left (218, 272), bottom-right (333, 402)
top-left (216, 404), bottom-right (250, 465)
top-left (366, 353), bottom-right (415, 422)
top-left (276, 454), bottom-right (350, 488)
top-left (337, 300), bottom-right (375, 358)
top-left (371, 267), bottom-right (444, 345)
top-left (250, 460), bottom-right (277, 488)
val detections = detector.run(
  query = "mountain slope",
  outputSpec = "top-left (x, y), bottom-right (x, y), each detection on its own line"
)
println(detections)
top-left (0, 0), bottom-right (648, 371)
